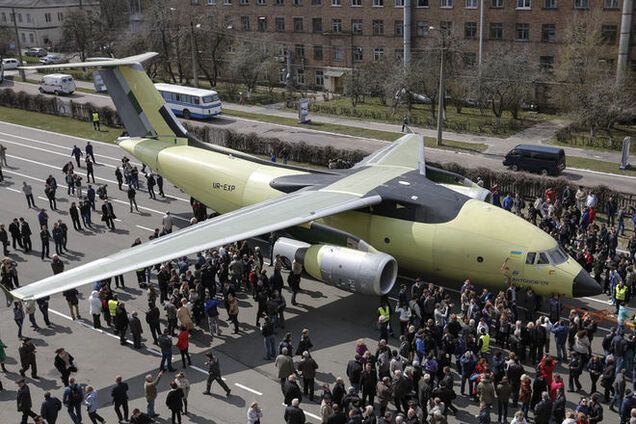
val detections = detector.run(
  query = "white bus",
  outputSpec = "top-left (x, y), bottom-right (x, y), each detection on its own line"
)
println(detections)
top-left (155, 83), bottom-right (222, 119)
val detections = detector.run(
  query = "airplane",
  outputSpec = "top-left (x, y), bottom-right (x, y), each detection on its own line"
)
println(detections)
top-left (10, 53), bottom-right (601, 302)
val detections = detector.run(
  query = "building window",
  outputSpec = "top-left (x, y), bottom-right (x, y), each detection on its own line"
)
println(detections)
top-left (257, 0), bottom-right (266, 4)
top-left (395, 21), bottom-right (403, 36)
top-left (333, 46), bottom-right (344, 61)
top-left (208, 0), bottom-right (217, 4)
top-left (258, 17), bottom-right (267, 31)
top-left (332, 0), bottom-right (341, 4)
top-left (192, 0), bottom-right (200, 3)
top-left (352, 0), bottom-right (362, 4)
top-left (441, 0), bottom-right (453, 7)
top-left (1, 12), bottom-right (5, 23)
top-left (27, 13), bottom-right (32, 23)
top-left (293, 17), bottom-right (304, 32)
top-left (516, 23), bottom-right (529, 41)
top-left (275, 0), bottom-right (283, 4)
top-left (314, 45), bottom-right (323, 60)
top-left (373, 20), bottom-right (384, 35)
top-left (311, 0), bottom-right (321, 4)
top-left (312, 18), bottom-right (322, 33)
top-left (374, 48), bottom-right (384, 60)
top-left (21, 33), bottom-right (25, 42)
top-left (275, 17), bottom-right (285, 32)
top-left (465, 0), bottom-right (477, 7)
top-left (241, 16), bottom-right (251, 31)
top-left (224, 0), bottom-right (232, 5)
top-left (331, 18), bottom-right (342, 33)
top-left (29, 33), bottom-right (34, 43)
top-left (353, 47), bottom-right (363, 62)
top-left (417, 0), bottom-right (429, 5)
top-left (395, 0), bottom-right (404, 6)
top-left (516, 0), bottom-right (531, 8)
top-left (543, 0), bottom-right (557, 8)
top-left (315, 70), bottom-right (324, 86)
top-left (463, 52), bottom-right (476, 67)
top-left (540, 56), bottom-right (554, 73)
top-left (604, 0), bottom-right (618, 8)
top-left (352, 19), bottom-right (363, 34)
top-left (297, 69), bottom-right (305, 85)
top-left (416, 21), bottom-right (429, 37)
top-left (373, 0), bottom-right (384, 6)
top-left (44, 13), bottom-right (52, 23)
top-left (602, 25), bottom-right (618, 45)
top-left (240, 0), bottom-right (248, 4)
top-left (295, 44), bottom-right (305, 57)
top-left (574, 0), bottom-right (588, 9)
top-left (541, 24), bottom-right (556, 42)
top-left (490, 23), bottom-right (503, 40)
top-left (17, 13), bottom-right (22, 23)
top-left (465, 22), bottom-right (477, 39)
top-left (490, 0), bottom-right (503, 7)
top-left (292, 0), bottom-right (301, 4)
top-left (440, 21), bottom-right (452, 35)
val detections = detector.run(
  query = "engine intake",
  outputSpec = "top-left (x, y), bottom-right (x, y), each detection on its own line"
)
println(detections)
top-left (273, 237), bottom-right (397, 296)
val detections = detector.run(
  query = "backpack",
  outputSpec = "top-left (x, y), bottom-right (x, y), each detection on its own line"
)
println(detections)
top-left (69, 384), bottom-right (82, 404)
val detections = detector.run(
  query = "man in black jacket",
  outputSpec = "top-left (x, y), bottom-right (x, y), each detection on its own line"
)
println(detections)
top-left (552, 387), bottom-right (566, 423)
top-left (8, 218), bottom-right (22, 249)
top-left (284, 398), bottom-right (306, 424)
top-left (40, 391), bottom-right (62, 424)
top-left (283, 374), bottom-right (303, 406)
top-left (17, 379), bottom-right (38, 424)
top-left (533, 391), bottom-right (553, 424)
top-left (145, 303), bottom-right (161, 345)
top-left (111, 375), bottom-right (130, 423)
top-left (53, 348), bottom-right (75, 387)
top-left (19, 217), bottom-right (31, 252)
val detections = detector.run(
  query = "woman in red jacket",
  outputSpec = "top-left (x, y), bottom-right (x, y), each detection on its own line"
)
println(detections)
top-left (176, 326), bottom-right (191, 369)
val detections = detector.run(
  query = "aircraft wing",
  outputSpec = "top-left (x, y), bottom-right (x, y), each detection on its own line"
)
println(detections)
top-left (10, 190), bottom-right (381, 301)
top-left (353, 133), bottom-right (421, 171)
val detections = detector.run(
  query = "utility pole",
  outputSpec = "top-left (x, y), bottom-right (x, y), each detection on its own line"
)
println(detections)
top-left (285, 49), bottom-right (293, 96)
top-left (403, 0), bottom-right (411, 70)
top-left (190, 21), bottom-right (199, 88)
top-left (11, 8), bottom-right (25, 82)
top-left (436, 32), bottom-right (445, 147)
top-left (478, 0), bottom-right (484, 71)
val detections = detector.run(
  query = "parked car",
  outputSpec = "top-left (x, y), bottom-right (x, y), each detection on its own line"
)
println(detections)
top-left (1, 58), bottom-right (21, 70)
top-left (38, 73), bottom-right (76, 95)
top-left (39, 54), bottom-right (65, 65)
top-left (503, 144), bottom-right (566, 176)
top-left (25, 47), bottom-right (48, 57)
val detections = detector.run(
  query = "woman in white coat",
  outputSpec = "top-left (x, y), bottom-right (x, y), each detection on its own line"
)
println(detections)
top-left (88, 290), bottom-right (102, 329)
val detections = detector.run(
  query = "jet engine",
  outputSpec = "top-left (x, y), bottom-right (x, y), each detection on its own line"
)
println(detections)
top-left (273, 237), bottom-right (397, 296)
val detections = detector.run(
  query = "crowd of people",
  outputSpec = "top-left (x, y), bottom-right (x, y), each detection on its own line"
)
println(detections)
top-left (1, 140), bottom-right (636, 424)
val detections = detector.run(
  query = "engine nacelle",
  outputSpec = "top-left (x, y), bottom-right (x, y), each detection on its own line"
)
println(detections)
top-left (273, 237), bottom-right (397, 296)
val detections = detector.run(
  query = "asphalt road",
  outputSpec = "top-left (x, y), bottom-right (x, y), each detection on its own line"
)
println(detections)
top-left (3, 79), bottom-right (636, 195)
top-left (0, 122), bottom-right (628, 424)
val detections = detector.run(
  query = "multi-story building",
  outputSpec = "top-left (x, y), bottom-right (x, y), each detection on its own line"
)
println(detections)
top-left (187, 0), bottom-right (634, 93)
top-left (0, 0), bottom-right (99, 48)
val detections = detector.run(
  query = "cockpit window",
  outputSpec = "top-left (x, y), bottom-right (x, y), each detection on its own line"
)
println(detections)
top-left (547, 247), bottom-right (568, 265)
top-left (526, 252), bottom-right (536, 265)
top-left (537, 252), bottom-right (550, 265)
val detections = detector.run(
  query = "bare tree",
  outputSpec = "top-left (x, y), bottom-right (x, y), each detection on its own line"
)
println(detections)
top-left (556, 11), bottom-right (634, 136)
top-left (227, 39), bottom-right (274, 96)
top-left (61, 9), bottom-right (99, 61)
top-left (0, 25), bottom-right (12, 56)
top-left (191, 14), bottom-right (233, 87)
top-left (478, 46), bottom-right (535, 123)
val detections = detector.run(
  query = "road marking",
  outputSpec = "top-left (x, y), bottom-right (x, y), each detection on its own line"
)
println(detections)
top-left (0, 119), bottom-right (121, 147)
top-left (5, 152), bottom-right (189, 203)
top-left (234, 383), bottom-right (263, 395)
top-left (5, 187), bottom-right (21, 193)
top-left (2, 168), bottom-right (189, 222)
top-left (37, 196), bottom-right (47, 201)
top-left (136, 225), bottom-right (155, 232)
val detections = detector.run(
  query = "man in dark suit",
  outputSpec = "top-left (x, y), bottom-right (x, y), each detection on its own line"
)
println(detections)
top-left (19, 218), bottom-right (32, 252)
top-left (101, 200), bottom-right (116, 230)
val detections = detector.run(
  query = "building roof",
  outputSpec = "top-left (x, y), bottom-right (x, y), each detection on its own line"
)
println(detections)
top-left (0, 0), bottom-right (98, 7)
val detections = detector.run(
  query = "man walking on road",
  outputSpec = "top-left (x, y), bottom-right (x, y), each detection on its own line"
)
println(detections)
top-left (69, 203), bottom-right (82, 231)
top-left (17, 378), bottom-right (38, 424)
top-left (128, 185), bottom-right (139, 213)
top-left (19, 217), bottom-right (32, 252)
top-left (9, 218), bottom-right (22, 249)
top-left (71, 145), bottom-right (83, 168)
top-left (63, 377), bottom-right (84, 424)
top-left (40, 391), bottom-right (62, 424)
top-left (85, 141), bottom-right (96, 163)
top-left (202, 352), bottom-right (231, 396)
top-left (101, 200), bottom-right (116, 230)
top-left (111, 375), bottom-right (130, 423)
top-left (86, 158), bottom-right (95, 183)
top-left (158, 329), bottom-right (176, 372)
top-left (22, 182), bottom-right (35, 208)
top-left (162, 212), bottom-right (173, 234)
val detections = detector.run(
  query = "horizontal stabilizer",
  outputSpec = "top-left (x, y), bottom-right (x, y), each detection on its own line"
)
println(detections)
top-left (18, 52), bottom-right (159, 71)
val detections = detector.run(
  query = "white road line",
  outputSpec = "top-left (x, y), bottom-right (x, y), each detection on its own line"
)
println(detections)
top-left (6, 152), bottom-right (189, 203)
top-left (0, 120), bottom-right (119, 147)
top-left (2, 168), bottom-right (190, 222)
top-left (37, 196), bottom-right (47, 201)
top-left (136, 225), bottom-right (155, 232)
top-left (0, 131), bottom-right (140, 165)
top-left (234, 383), bottom-right (262, 395)
top-left (5, 187), bottom-right (21, 193)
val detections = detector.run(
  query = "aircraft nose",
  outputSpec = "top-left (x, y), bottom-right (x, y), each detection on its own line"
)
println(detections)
top-left (572, 269), bottom-right (602, 297)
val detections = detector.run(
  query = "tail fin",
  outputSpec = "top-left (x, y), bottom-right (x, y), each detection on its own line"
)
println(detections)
top-left (21, 52), bottom-right (188, 141)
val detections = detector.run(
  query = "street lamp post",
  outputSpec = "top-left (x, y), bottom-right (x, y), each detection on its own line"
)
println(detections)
top-left (430, 26), bottom-right (445, 147)
top-left (190, 21), bottom-right (201, 88)
top-left (11, 8), bottom-right (25, 82)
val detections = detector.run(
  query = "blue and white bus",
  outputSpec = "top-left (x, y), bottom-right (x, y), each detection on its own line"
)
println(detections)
top-left (155, 83), bottom-right (222, 120)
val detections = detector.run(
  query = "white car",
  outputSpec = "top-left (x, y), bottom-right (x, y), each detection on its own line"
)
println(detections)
top-left (1, 58), bottom-right (21, 70)
top-left (39, 74), bottom-right (76, 95)
top-left (39, 54), bottom-right (65, 65)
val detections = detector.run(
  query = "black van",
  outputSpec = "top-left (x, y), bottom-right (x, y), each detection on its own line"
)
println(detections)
top-left (503, 144), bottom-right (566, 176)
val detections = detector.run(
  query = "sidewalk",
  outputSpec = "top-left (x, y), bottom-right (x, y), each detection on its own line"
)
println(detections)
top-left (70, 78), bottom-right (625, 164)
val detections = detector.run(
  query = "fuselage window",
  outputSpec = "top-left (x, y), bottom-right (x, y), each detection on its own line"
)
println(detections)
top-left (526, 252), bottom-right (536, 265)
